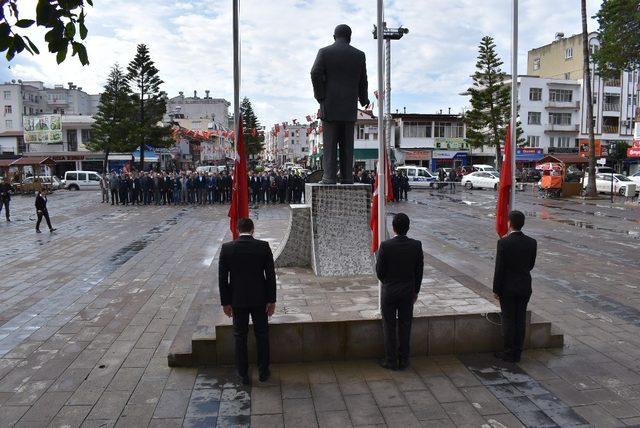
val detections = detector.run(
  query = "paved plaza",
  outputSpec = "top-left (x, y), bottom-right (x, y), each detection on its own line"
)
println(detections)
top-left (0, 189), bottom-right (639, 427)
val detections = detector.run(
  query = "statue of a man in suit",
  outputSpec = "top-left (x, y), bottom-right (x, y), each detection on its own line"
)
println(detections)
top-left (311, 24), bottom-right (370, 184)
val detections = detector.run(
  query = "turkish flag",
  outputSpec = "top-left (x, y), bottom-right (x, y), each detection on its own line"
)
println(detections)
top-left (228, 116), bottom-right (249, 239)
top-left (496, 124), bottom-right (512, 237)
top-left (370, 149), bottom-right (394, 252)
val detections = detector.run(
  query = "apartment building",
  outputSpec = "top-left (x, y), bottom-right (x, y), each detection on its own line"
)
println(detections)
top-left (527, 33), bottom-right (638, 155)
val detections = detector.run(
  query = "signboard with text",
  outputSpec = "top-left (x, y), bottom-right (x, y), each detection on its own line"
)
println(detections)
top-left (23, 114), bottom-right (62, 144)
top-left (578, 139), bottom-right (602, 158)
top-left (434, 137), bottom-right (468, 149)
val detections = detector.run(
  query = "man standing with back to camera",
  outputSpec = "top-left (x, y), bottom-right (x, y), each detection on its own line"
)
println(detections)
top-left (311, 24), bottom-right (369, 184)
top-left (493, 210), bottom-right (537, 363)
top-left (218, 218), bottom-right (276, 385)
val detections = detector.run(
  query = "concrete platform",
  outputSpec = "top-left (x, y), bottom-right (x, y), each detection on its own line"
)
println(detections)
top-left (168, 266), bottom-right (563, 367)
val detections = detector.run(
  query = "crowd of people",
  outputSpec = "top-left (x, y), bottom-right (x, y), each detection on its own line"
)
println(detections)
top-left (99, 166), bottom-right (413, 206)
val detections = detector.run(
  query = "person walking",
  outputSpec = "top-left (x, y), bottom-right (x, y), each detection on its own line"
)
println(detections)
top-left (375, 213), bottom-right (424, 370)
top-left (100, 173), bottom-right (109, 203)
top-left (493, 210), bottom-right (537, 363)
top-left (0, 177), bottom-right (14, 221)
top-left (218, 218), bottom-right (276, 385)
top-left (35, 190), bottom-right (56, 233)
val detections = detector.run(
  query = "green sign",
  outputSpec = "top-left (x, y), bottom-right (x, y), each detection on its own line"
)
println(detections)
top-left (434, 137), bottom-right (468, 149)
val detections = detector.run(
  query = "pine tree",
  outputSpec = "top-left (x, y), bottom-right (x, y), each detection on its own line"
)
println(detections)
top-left (593, 0), bottom-right (640, 78)
top-left (241, 97), bottom-right (264, 156)
top-left (465, 36), bottom-right (512, 170)
top-left (125, 44), bottom-right (170, 171)
top-left (87, 64), bottom-right (136, 172)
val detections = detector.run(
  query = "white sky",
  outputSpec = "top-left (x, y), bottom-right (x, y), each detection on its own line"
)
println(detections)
top-left (1, 0), bottom-right (600, 128)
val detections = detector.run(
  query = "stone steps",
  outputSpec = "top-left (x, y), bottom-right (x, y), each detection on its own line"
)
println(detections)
top-left (168, 310), bottom-right (563, 367)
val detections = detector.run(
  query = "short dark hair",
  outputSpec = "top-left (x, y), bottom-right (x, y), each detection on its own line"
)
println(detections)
top-left (334, 24), bottom-right (352, 42)
top-left (508, 210), bottom-right (525, 231)
top-left (392, 213), bottom-right (410, 236)
top-left (237, 218), bottom-right (254, 234)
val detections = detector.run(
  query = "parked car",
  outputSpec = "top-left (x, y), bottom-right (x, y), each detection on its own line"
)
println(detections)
top-left (23, 175), bottom-right (63, 190)
top-left (461, 171), bottom-right (501, 190)
top-left (61, 170), bottom-right (102, 190)
top-left (459, 166), bottom-right (477, 175)
top-left (629, 171), bottom-right (640, 189)
top-left (521, 168), bottom-right (541, 182)
top-left (396, 166), bottom-right (436, 188)
top-left (583, 173), bottom-right (637, 196)
top-left (473, 164), bottom-right (497, 172)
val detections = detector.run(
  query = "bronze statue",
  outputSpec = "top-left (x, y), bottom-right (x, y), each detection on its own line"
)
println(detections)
top-left (311, 24), bottom-right (370, 184)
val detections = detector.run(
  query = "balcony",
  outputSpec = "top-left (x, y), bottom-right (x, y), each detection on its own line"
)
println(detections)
top-left (603, 102), bottom-right (620, 113)
top-left (602, 124), bottom-right (619, 134)
top-left (545, 124), bottom-right (579, 133)
top-left (604, 78), bottom-right (621, 87)
top-left (545, 101), bottom-right (580, 110)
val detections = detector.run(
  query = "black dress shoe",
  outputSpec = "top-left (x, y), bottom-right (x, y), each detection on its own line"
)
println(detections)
top-left (49, 228), bottom-right (57, 232)
top-left (36, 229), bottom-right (41, 233)
top-left (398, 360), bottom-right (410, 371)
top-left (379, 360), bottom-right (398, 371)
top-left (259, 370), bottom-right (271, 382)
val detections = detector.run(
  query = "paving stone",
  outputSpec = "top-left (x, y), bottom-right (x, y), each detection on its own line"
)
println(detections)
top-left (86, 390), bottom-right (131, 421)
top-left (460, 385), bottom-right (508, 415)
top-left (441, 401), bottom-right (488, 426)
top-left (380, 405), bottom-right (422, 428)
top-left (115, 404), bottom-right (155, 427)
top-left (311, 383), bottom-right (346, 412)
top-left (283, 398), bottom-right (318, 428)
top-left (423, 376), bottom-right (466, 403)
top-left (368, 379), bottom-right (406, 407)
top-left (573, 404), bottom-right (623, 426)
top-left (316, 410), bottom-right (352, 428)
top-left (251, 413), bottom-right (285, 428)
top-left (0, 405), bottom-right (29, 426)
top-left (48, 405), bottom-right (92, 428)
top-left (19, 391), bottom-right (71, 422)
top-left (344, 394), bottom-right (384, 426)
top-left (251, 385), bottom-right (283, 415)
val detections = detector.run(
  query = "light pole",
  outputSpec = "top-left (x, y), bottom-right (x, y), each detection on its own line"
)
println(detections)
top-left (373, 23), bottom-right (409, 164)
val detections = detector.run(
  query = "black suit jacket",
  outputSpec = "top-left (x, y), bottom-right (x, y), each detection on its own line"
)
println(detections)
top-left (310, 40), bottom-right (369, 122)
top-left (218, 235), bottom-right (277, 308)
top-left (493, 231), bottom-right (537, 297)
top-left (35, 194), bottom-right (48, 211)
top-left (375, 235), bottom-right (424, 301)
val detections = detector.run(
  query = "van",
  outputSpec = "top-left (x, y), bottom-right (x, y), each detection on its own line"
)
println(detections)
top-left (62, 171), bottom-right (102, 190)
top-left (473, 164), bottom-right (496, 172)
top-left (396, 166), bottom-right (436, 188)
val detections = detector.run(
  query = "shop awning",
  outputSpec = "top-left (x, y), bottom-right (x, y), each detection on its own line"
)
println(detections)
top-left (354, 148), bottom-right (378, 160)
top-left (516, 152), bottom-right (544, 162)
top-left (400, 149), bottom-right (430, 161)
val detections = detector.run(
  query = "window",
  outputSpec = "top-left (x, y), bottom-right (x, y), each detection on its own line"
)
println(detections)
top-left (565, 47), bottom-right (573, 59)
top-left (66, 172), bottom-right (77, 181)
top-left (418, 170), bottom-right (430, 177)
top-left (593, 93), bottom-right (597, 105)
top-left (527, 112), bottom-right (541, 125)
top-left (549, 113), bottom-right (572, 125)
top-left (357, 125), bottom-right (366, 139)
top-left (5, 120), bottom-right (12, 128)
top-left (78, 173), bottom-right (87, 181)
top-left (4, 105), bottom-right (12, 114)
top-left (89, 173), bottom-right (100, 182)
top-left (3, 91), bottom-right (10, 100)
top-left (564, 72), bottom-right (571, 80)
top-left (590, 44), bottom-right (599, 55)
top-left (406, 169), bottom-right (416, 177)
top-left (549, 89), bottom-right (573, 102)
top-left (549, 136), bottom-right (573, 147)
top-left (533, 58), bottom-right (540, 71)
top-left (67, 129), bottom-right (78, 151)
top-left (529, 88), bottom-right (542, 101)
top-left (403, 121), bottom-right (430, 138)
top-left (527, 136), bottom-right (540, 147)
top-left (434, 122), bottom-right (463, 138)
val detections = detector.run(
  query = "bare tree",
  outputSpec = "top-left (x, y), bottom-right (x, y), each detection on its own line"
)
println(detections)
top-left (582, 0), bottom-right (597, 197)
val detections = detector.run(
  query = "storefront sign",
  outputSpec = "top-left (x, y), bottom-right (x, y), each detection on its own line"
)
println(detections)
top-left (432, 150), bottom-right (468, 159)
top-left (628, 146), bottom-right (640, 158)
top-left (23, 114), bottom-right (62, 144)
top-left (578, 139), bottom-right (602, 157)
top-left (434, 138), bottom-right (467, 149)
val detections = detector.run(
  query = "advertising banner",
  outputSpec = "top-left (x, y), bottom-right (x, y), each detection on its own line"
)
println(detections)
top-left (23, 115), bottom-right (62, 144)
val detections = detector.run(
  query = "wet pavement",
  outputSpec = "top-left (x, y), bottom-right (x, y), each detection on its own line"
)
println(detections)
top-left (0, 189), bottom-right (639, 427)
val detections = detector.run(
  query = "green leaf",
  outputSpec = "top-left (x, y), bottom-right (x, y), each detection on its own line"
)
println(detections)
top-left (24, 36), bottom-right (40, 55)
top-left (6, 49), bottom-right (16, 61)
top-left (15, 19), bottom-right (35, 28)
top-left (56, 46), bottom-right (68, 64)
top-left (35, 0), bottom-right (53, 26)
top-left (73, 42), bottom-right (89, 65)
top-left (65, 22), bottom-right (76, 39)
top-left (80, 21), bottom-right (88, 40)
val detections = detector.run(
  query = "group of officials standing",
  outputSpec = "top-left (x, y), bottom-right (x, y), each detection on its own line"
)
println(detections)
top-left (101, 170), bottom-right (233, 206)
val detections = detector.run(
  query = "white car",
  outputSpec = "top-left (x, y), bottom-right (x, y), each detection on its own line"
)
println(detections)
top-left (461, 171), bottom-right (500, 190)
top-left (628, 171), bottom-right (640, 189)
top-left (396, 166), bottom-right (436, 188)
top-left (584, 173), bottom-right (636, 196)
top-left (23, 175), bottom-right (64, 190)
top-left (473, 164), bottom-right (497, 172)
top-left (62, 170), bottom-right (102, 190)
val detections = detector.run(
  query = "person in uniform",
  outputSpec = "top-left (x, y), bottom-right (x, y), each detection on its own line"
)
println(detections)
top-left (0, 177), bottom-right (14, 221)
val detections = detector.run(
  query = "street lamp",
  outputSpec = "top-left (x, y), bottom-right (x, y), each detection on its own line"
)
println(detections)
top-left (373, 23), bottom-right (409, 164)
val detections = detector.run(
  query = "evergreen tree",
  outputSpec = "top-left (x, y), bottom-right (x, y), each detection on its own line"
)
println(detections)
top-left (87, 64), bottom-right (136, 172)
top-left (593, 0), bottom-right (640, 78)
top-left (241, 97), bottom-right (264, 156)
top-left (464, 36), bottom-right (512, 170)
top-left (125, 44), bottom-right (170, 171)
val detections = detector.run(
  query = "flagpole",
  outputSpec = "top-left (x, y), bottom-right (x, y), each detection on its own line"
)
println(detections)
top-left (233, 0), bottom-right (240, 150)
top-left (510, 0), bottom-right (518, 209)
top-left (376, 0), bottom-right (385, 312)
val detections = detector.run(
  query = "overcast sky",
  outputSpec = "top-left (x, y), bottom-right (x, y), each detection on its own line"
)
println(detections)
top-left (1, 0), bottom-right (600, 128)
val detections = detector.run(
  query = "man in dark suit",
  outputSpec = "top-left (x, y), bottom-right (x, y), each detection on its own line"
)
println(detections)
top-left (493, 210), bottom-right (537, 363)
top-left (375, 213), bottom-right (424, 370)
top-left (311, 24), bottom-right (369, 184)
top-left (218, 218), bottom-right (277, 384)
top-left (0, 177), bottom-right (13, 221)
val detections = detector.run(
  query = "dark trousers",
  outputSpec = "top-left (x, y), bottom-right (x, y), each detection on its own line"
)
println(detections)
top-left (232, 306), bottom-right (270, 376)
top-left (381, 294), bottom-right (414, 365)
top-left (110, 189), bottom-right (119, 205)
top-left (154, 189), bottom-right (160, 205)
top-left (322, 120), bottom-right (355, 183)
top-left (1, 199), bottom-right (9, 220)
top-left (143, 189), bottom-right (150, 205)
top-left (500, 294), bottom-right (530, 359)
top-left (36, 210), bottom-right (52, 230)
